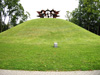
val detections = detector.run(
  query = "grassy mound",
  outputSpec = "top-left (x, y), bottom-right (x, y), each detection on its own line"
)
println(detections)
top-left (0, 18), bottom-right (100, 71)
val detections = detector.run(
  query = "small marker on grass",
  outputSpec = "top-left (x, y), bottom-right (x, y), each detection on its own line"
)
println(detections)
top-left (54, 42), bottom-right (58, 48)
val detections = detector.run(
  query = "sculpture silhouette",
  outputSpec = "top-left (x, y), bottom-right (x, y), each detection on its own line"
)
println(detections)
top-left (37, 9), bottom-right (59, 18)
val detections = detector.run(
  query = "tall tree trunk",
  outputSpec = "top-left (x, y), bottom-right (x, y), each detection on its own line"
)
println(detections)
top-left (0, 0), bottom-right (2, 32)
top-left (98, 23), bottom-right (100, 35)
top-left (0, 13), bottom-right (3, 32)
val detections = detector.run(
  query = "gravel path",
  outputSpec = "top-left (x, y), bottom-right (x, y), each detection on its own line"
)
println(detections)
top-left (0, 69), bottom-right (100, 75)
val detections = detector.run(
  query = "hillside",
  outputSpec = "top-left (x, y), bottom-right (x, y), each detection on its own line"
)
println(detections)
top-left (0, 18), bottom-right (100, 71)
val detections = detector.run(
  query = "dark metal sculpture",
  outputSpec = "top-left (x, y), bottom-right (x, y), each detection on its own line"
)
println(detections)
top-left (37, 9), bottom-right (60, 18)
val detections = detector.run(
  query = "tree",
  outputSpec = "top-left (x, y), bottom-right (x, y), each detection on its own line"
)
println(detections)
top-left (0, 0), bottom-right (30, 32)
top-left (70, 0), bottom-right (100, 35)
top-left (0, 0), bottom-right (3, 32)
top-left (65, 11), bottom-right (72, 21)
top-left (70, 8), bottom-right (80, 25)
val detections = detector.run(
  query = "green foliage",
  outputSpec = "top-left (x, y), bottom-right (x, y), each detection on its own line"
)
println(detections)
top-left (70, 0), bottom-right (100, 35)
top-left (70, 8), bottom-right (80, 25)
top-left (0, 18), bottom-right (100, 71)
top-left (65, 11), bottom-right (72, 21)
top-left (0, 0), bottom-right (3, 32)
top-left (0, 0), bottom-right (30, 32)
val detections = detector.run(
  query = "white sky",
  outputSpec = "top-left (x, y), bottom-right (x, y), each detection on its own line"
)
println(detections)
top-left (20, 0), bottom-right (79, 20)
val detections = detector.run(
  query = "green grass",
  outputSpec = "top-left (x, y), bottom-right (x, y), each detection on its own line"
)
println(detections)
top-left (0, 18), bottom-right (100, 71)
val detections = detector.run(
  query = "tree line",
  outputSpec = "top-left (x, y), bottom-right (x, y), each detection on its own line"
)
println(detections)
top-left (0, 0), bottom-right (30, 32)
top-left (66, 0), bottom-right (100, 35)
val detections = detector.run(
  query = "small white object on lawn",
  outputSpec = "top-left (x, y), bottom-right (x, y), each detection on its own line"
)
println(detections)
top-left (54, 42), bottom-right (58, 48)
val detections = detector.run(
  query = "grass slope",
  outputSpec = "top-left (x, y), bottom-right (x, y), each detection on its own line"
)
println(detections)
top-left (0, 18), bottom-right (100, 71)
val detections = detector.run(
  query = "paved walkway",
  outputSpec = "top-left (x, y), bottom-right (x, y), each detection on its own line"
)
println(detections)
top-left (0, 69), bottom-right (100, 75)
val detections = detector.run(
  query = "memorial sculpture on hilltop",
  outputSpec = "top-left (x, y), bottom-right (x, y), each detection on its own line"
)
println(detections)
top-left (37, 9), bottom-right (60, 18)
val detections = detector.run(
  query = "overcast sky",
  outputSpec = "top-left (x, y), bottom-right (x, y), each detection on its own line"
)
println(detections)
top-left (20, 0), bottom-right (79, 20)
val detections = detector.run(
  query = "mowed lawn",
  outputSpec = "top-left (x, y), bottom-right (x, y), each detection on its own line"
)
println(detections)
top-left (0, 18), bottom-right (100, 71)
